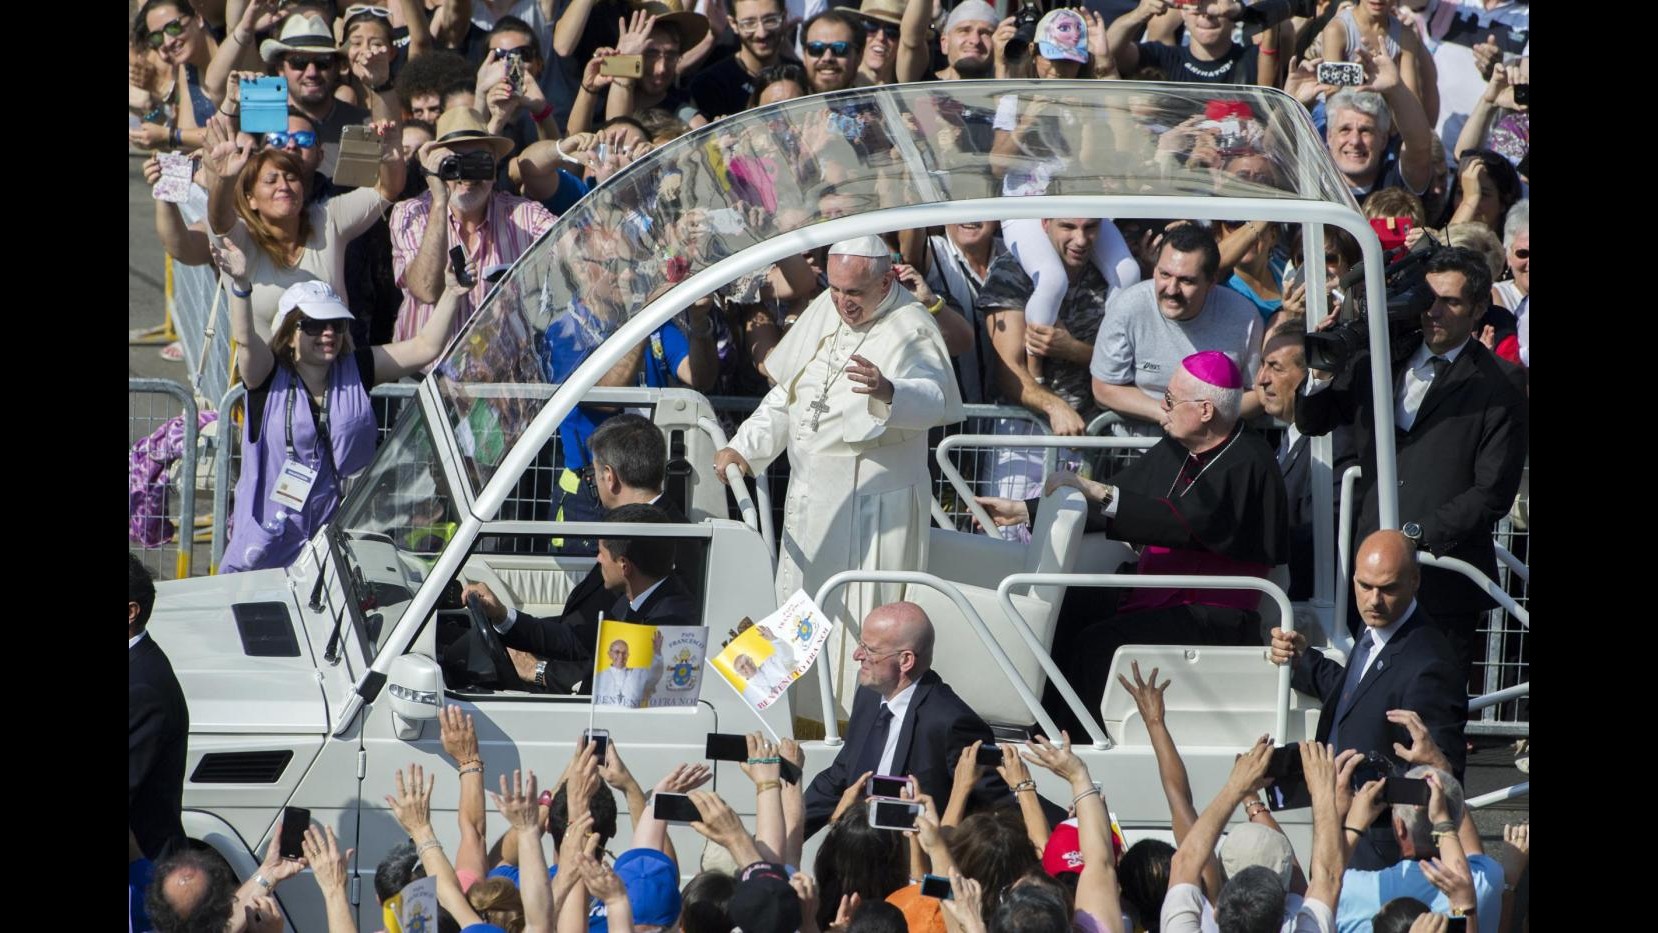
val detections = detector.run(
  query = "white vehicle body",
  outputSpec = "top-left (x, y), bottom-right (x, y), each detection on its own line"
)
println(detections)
top-left (146, 80), bottom-right (1516, 931)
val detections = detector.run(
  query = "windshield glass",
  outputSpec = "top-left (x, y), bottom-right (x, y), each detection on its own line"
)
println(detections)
top-left (331, 401), bottom-right (460, 656)
top-left (433, 79), bottom-right (1352, 492)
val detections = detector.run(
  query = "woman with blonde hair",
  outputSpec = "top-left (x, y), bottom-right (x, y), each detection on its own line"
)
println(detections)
top-left (200, 112), bottom-right (406, 340)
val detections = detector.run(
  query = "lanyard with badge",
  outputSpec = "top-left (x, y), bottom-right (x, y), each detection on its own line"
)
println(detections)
top-left (270, 375), bottom-right (340, 513)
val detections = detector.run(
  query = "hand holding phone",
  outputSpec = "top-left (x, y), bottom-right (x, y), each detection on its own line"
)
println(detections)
top-left (867, 798), bottom-right (923, 832)
top-left (152, 151), bottom-right (194, 204)
top-left (867, 775), bottom-right (909, 798)
top-left (599, 55), bottom-right (643, 79)
top-left (919, 874), bottom-right (953, 900)
top-left (583, 728), bottom-right (610, 766)
top-left (653, 791), bottom-right (702, 823)
top-left (705, 732), bottom-right (750, 762)
top-left (449, 245), bottom-right (477, 288)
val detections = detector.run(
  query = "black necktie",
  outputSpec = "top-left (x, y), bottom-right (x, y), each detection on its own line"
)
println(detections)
top-left (1429, 355), bottom-right (1450, 379)
top-left (1327, 631), bottom-right (1376, 752)
top-left (853, 703), bottom-right (894, 778)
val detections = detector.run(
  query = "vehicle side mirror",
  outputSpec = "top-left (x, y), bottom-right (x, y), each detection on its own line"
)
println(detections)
top-left (387, 653), bottom-right (444, 741)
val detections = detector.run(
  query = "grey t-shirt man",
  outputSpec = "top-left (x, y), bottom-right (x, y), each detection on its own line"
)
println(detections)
top-left (1089, 279), bottom-right (1263, 436)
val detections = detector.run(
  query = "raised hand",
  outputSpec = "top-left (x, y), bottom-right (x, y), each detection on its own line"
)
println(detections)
top-left (830, 770), bottom-right (872, 823)
top-left (583, 48), bottom-right (619, 94)
top-left (892, 263), bottom-right (935, 304)
top-left (208, 234), bottom-right (251, 285)
top-left (1023, 732), bottom-right (1088, 785)
top-left (386, 764), bottom-right (437, 835)
top-left (995, 741), bottom-right (1033, 792)
top-left (439, 705), bottom-right (481, 765)
top-left (302, 824), bottom-right (354, 895)
top-left (939, 870), bottom-right (985, 933)
top-left (740, 732), bottom-right (783, 784)
top-left (615, 10), bottom-right (657, 58)
top-left (951, 740), bottom-right (986, 801)
top-left (1117, 661), bottom-right (1170, 727)
top-left (656, 761), bottom-right (715, 794)
top-left (1387, 709), bottom-right (1451, 770)
top-left (492, 769), bottom-right (543, 831)
top-left (201, 114), bottom-right (252, 179)
top-left (845, 354), bottom-right (893, 402)
top-left (1225, 735), bottom-right (1274, 797)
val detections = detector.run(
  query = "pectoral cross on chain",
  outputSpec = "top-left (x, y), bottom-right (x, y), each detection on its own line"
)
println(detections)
top-left (808, 394), bottom-right (832, 432)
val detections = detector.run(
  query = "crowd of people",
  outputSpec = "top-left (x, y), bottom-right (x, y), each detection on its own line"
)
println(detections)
top-left (131, 1), bottom-right (1530, 931)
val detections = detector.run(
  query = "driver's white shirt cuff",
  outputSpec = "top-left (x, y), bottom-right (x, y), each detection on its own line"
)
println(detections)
top-left (499, 609), bottom-right (519, 633)
top-left (1303, 374), bottom-right (1332, 395)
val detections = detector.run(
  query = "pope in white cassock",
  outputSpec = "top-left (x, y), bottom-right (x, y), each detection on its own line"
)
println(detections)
top-left (715, 236), bottom-right (964, 719)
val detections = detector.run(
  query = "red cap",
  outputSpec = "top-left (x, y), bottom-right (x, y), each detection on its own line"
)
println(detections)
top-left (1205, 100), bottom-right (1255, 122)
top-left (1042, 820), bottom-right (1085, 876)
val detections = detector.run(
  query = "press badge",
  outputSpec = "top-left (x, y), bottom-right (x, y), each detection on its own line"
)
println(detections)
top-left (271, 460), bottom-right (319, 510)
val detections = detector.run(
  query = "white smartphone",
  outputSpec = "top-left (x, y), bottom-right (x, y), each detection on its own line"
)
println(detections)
top-left (866, 797), bottom-right (922, 832)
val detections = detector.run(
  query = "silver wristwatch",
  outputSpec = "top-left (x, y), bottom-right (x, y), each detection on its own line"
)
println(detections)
top-left (533, 659), bottom-right (548, 688)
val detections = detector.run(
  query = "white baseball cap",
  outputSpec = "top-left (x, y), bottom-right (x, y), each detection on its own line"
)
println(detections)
top-left (272, 280), bottom-right (354, 334)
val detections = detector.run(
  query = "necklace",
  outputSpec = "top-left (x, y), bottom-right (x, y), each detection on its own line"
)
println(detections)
top-left (807, 322), bottom-right (872, 432)
top-left (1168, 429), bottom-right (1241, 498)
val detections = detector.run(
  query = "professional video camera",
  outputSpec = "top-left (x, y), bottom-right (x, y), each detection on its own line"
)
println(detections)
top-left (1003, 2), bottom-right (1045, 62)
top-left (1303, 232), bottom-right (1442, 374)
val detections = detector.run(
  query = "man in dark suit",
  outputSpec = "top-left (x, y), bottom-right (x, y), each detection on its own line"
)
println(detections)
top-left (803, 601), bottom-right (1008, 838)
top-left (1296, 246), bottom-right (1527, 681)
top-left (129, 554), bottom-right (190, 859)
top-left (1268, 530), bottom-right (1467, 870)
top-left (464, 414), bottom-right (697, 691)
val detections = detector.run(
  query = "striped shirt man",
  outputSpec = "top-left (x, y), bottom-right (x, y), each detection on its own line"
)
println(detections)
top-left (389, 190), bottom-right (556, 347)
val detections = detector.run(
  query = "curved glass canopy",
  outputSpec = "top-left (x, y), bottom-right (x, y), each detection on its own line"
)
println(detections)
top-left (425, 79), bottom-right (1355, 493)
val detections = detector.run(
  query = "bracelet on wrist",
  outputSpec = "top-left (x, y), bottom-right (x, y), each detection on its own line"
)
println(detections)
top-left (253, 873), bottom-right (273, 890)
top-left (1011, 780), bottom-right (1036, 794)
top-left (531, 101), bottom-right (555, 123)
top-left (755, 779), bottom-right (782, 793)
top-left (1343, 825), bottom-right (1366, 835)
top-left (228, 282), bottom-right (253, 298)
top-left (1431, 820), bottom-right (1457, 833)
top-left (1071, 787), bottom-right (1100, 806)
top-left (416, 839), bottom-right (443, 855)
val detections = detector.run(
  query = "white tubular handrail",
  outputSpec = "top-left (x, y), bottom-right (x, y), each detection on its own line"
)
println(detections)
top-left (753, 466), bottom-right (777, 571)
top-left (934, 434), bottom-right (1158, 537)
top-left (1467, 782), bottom-right (1529, 809)
top-left (1494, 541), bottom-right (1529, 583)
top-left (998, 572), bottom-right (1297, 748)
top-left (1469, 681), bottom-right (1529, 713)
top-left (696, 416), bottom-right (761, 534)
top-left (812, 570), bottom-right (1065, 746)
top-left (1334, 466), bottom-right (1363, 656)
top-left (1418, 554), bottom-right (1530, 629)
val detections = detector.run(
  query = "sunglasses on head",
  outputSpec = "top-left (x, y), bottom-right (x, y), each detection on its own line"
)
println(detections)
top-left (344, 4), bottom-right (391, 17)
top-left (863, 21), bottom-right (900, 40)
top-left (805, 40), bottom-right (852, 58)
top-left (264, 130), bottom-right (318, 149)
top-left (285, 55), bottom-right (336, 72)
top-left (145, 16), bottom-right (191, 47)
top-left (298, 318), bottom-right (346, 336)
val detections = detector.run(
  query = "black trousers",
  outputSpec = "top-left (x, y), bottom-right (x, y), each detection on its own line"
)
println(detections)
top-left (1043, 603), bottom-right (1262, 740)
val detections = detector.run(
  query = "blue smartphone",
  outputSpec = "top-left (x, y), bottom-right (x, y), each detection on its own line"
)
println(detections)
top-left (239, 76), bottom-right (290, 135)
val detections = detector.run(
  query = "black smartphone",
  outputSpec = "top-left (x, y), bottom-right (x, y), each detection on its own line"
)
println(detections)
top-left (1511, 84), bottom-right (1529, 106)
top-left (1444, 916), bottom-right (1467, 932)
top-left (868, 775), bottom-right (908, 797)
top-left (1266, 743), bottom-right (1304, 779)
top-left (278, 806), bottom-right (311, 860)
top-left (919, 873), bottom-right (953, 900)
top-left (1383, 776), bottom-right (1431, 806)
top-left (705, 732), bottom-right (749, 762)
top-left (584, 728), bottom-right (609, 766)
top-left (449, 244), bottom-right (475, 288)
top-left (1263, 775), bottom-right (1311, 812)
top-left (653, 792), bottom-right (702, 823)
top-left (974, 744), bottom-right (1004, 767)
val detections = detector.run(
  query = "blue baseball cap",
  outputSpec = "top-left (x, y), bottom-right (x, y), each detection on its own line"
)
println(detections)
top-left (588, 849), bottom-right (681, 931)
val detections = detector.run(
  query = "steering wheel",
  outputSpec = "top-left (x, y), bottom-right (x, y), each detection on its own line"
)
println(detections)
top-left (459, 593), bottom-right (518, 689)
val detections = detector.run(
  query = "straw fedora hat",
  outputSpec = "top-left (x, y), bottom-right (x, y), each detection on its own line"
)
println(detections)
top-left (423, 107), bottom-right (515, 160)
top-left (259, 14), bottom-right (345, 64)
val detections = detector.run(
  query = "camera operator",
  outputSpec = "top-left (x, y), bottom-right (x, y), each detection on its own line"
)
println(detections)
top-left (389, 107), bottom-right (555, 350)
top-left (1295, 245), bottom-right (1526, 686)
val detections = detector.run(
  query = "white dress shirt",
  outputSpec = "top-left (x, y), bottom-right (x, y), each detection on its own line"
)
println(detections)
top-left (1354, 600), bottom-right (1418, 680)
top-left (876, 680), bottom-right (921, 776)
top-left (129, 630), bottom-right (149, 650)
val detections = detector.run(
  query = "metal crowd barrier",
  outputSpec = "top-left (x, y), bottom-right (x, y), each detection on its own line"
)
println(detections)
top-left (167, 254), bottom-right (235, 408)
top-left (128, 378), bottom-right (200, 581)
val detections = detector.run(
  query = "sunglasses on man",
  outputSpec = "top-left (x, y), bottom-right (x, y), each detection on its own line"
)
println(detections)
top-left (285, 55), bottom-right (337, 72)
top-left (863, 21), bottom-right (900, 41)
top-left (804, 40), bottom-right (852, 58)
top-left (145, 16), bottom-right (191, 47)
top-left (264, 130), bottom-right (318, 149)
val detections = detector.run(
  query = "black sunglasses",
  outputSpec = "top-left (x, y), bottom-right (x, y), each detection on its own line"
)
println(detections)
top-left (298, 318), bottom-right (346, 336)
top-left (145, 16), bottom-right (191, 47)
top-left (863, 21), bottom-right (900, 40)
top-left (285, 55), bottom-right (337, 72)
top-left (804, 40), bottom-right (852, 58)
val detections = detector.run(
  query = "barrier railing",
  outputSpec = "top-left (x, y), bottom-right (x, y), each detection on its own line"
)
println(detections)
top-left (129, 378), bottom-right (200, 580)
top-left (934, 433), bottom-right (1159, 536)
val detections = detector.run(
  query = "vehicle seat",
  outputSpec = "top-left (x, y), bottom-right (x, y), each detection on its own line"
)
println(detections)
top-left (1099, 645), bottom-right (1324, 748)
top-left (912, 487), bottom-right (1088, 727)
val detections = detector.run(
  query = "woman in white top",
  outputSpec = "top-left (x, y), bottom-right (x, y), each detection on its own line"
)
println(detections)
top-left (199, 113), bottom-right (406, 341)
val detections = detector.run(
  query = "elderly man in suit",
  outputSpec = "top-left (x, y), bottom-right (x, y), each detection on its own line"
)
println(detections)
top-left (802, 601), bottom-right (1007, 838)
top-left (1255, 320), bottom-right (1324, 601)
top-left (1268, 529), bottom-right (1467, 871)
top-left (1296, 246), bottom-right (1527, 683)
top-left (130, 554), bottom-right (190, 859)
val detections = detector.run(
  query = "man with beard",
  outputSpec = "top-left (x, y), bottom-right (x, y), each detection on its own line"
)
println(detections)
top-left (692, 0), bottom-right (794, 120)
top-left (260, 14), bottom-right (400, 177)
top-left (897, 0), bottom-right (996, 82)
top-left (1090, 224), bottom-right (1264, 437)
top-left (801, 9), bottom-right (864, 94)
top-left (389, 108), bottom-right (555, 347)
